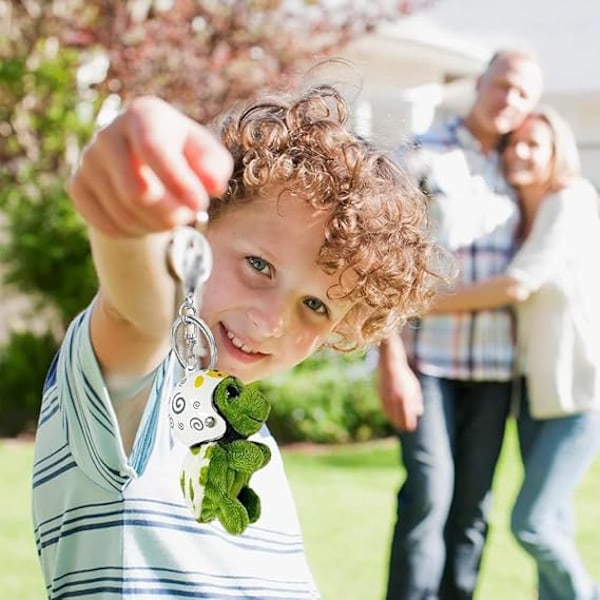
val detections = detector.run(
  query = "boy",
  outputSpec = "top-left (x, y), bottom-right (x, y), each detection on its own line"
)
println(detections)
top-left (32, 86), bottom-right (440, 598)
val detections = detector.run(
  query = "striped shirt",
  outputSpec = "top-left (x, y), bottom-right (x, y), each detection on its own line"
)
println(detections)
top-left (32, 306), bottom-right (320, 599)
top-left (401, 117), bottom-right (519, 381)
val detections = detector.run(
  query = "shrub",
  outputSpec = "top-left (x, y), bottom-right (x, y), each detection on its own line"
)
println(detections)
top-left (0, 329), bottom-right (59, 437)
top-left (260, 349), bottom-right (392, 445)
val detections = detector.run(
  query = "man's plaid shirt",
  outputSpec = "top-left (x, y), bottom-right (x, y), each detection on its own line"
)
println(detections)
top-left (401, 117), bottom-right (519, 381)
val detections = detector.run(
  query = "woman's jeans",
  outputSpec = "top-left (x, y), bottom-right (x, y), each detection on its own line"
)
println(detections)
top-left (385, 374), bottom-right (511, 600)
top-left (511, 382), bottom-right (600, 600)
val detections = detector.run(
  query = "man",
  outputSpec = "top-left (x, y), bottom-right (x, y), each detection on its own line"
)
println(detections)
top-left (378, 50), bottom-right (544, 599)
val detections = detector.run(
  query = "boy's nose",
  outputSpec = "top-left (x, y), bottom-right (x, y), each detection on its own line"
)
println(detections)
top-left (247, 304), bottom-right (286, 339)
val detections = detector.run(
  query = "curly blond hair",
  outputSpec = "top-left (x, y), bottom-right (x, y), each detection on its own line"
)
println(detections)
top-left (209, 85), bottom-right (446, 350)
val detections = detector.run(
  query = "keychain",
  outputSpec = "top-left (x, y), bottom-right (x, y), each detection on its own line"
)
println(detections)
top-left (167, 217), bottom-right (271, 535)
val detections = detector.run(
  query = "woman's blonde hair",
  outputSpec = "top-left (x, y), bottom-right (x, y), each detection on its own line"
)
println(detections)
top-left (209, 85), bottom-right (448, 350)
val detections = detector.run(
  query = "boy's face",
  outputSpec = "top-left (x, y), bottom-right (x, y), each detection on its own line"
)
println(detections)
top-left (202, 194), bottom-right (353, 383)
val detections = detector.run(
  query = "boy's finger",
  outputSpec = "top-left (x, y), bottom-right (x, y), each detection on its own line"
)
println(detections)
top-left (184, 128), bottom-right (234, 197)
top-left (126, 111), bottom-right (232, 211)
top-left (68, 176), bottom-right (123, 237)
top-left (132, 192), bottom-right (199, 232)
top-left (88, 163), bottom-right (162, 235)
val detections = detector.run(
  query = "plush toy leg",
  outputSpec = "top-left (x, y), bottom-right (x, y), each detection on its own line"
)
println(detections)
top-left (225, 440), bottom-right (271, 473)
top-left (238, 487), bottom-right (261, 523)
top-left (180, 441), bottom-right (271, 535)
top-left (214, 493), bottom-right (251, 534)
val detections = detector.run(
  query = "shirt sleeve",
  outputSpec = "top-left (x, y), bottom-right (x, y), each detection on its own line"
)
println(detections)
top-left (57, 303), bottom-right (137, 491)
top-left (506, 182), bottom-right (594, 292)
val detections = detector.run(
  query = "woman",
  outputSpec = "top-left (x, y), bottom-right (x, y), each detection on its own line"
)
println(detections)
top-left (432, 106), bottom-right (600, 599)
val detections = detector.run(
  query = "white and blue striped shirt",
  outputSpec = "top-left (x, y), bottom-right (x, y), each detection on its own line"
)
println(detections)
top-left (32, 306), bottom-right (320, 599)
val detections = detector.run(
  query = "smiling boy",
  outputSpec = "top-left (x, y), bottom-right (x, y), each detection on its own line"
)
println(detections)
top-left (32, 87), bottom-right (442, 599)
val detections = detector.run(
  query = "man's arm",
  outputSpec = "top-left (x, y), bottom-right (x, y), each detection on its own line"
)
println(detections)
top-left (377, 330), bottom-right (423, 432)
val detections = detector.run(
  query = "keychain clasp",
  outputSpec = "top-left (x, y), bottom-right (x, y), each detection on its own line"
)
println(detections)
top-left (168, 226), bottom-right (217, 372)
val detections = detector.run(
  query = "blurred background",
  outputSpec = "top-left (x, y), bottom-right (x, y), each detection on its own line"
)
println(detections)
top-left (342, 0), bottom-right (600, 183)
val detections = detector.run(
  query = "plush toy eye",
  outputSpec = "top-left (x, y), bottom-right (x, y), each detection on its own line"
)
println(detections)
top-left (226, 383), bottom-right (240, 400)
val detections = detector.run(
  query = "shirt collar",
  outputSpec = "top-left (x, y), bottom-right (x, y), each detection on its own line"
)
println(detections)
top-left (451, 117), bottom-right (499, 158)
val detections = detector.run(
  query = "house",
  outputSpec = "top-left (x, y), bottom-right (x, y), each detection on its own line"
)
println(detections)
top-left (341, 0), bottom-right (600, 187)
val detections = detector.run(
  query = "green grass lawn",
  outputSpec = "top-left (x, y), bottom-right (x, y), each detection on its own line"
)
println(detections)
top-left (3, 421), bottom-right (600, 599)
top-left (0, 438), bottom-right (46, 599)
top-left (286, 422), bottom-right (600, 600)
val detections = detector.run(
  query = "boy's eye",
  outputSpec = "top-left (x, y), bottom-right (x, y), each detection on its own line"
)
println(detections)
top-left (247, 256), bottom-right (271, 276)
top-left (304, 297), bottom-right (328, 316)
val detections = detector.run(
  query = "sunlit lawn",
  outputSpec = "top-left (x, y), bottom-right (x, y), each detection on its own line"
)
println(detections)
top-left (286, 421), bottom-right (600, 600)
top-left (2, 420), bottom-right (599, 599)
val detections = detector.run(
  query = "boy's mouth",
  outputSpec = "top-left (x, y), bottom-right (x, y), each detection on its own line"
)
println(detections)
top-left (226, 329), bottom-right (260, 354)
top-left (219, 324), bottom-right (267, 361)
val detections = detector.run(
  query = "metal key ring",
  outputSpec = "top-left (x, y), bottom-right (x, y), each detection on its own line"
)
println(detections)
top-left (170, 313), bottom-right (218, 371)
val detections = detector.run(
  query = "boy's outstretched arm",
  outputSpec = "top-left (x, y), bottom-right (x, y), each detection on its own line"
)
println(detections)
top-left (68, 96), bottom-right (233, 382)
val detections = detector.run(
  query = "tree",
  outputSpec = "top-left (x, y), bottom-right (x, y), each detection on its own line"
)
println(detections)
top-left (65, 0), bottom-right (437, 122)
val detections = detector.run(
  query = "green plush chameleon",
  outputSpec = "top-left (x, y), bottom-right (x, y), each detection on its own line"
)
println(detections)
top-left (169, 370), bottom-right (272, 535)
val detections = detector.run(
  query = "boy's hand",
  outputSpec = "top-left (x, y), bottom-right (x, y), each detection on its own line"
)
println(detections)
top-left (68, 96), bottom-right (233, 237)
